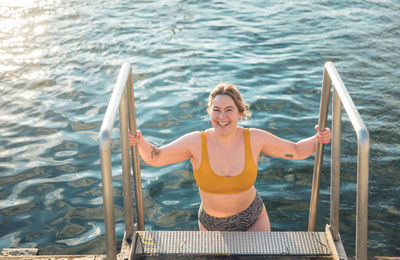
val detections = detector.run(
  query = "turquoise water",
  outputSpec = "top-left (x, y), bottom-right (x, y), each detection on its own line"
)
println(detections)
top-left (1, 0), bottom-right (399, 256)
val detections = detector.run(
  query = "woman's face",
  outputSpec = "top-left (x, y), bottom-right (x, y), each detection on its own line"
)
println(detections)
top-left (210, 94), bottom-right (242, 134)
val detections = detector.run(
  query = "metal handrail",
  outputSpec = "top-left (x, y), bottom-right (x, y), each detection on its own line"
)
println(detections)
top-left (98, 63), bottom-right (145, 260)
top-left (308, 62), bottom-right (369, 260)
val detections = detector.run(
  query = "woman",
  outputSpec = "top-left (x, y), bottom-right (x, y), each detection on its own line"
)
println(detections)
top-left (129, 83), bottom-right (331, 232)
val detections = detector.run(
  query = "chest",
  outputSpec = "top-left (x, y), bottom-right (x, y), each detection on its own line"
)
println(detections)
top-left (206, 140), bottom-right (246, 177)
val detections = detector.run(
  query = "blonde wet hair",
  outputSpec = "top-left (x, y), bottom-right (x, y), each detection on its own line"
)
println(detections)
top-left (207, 83), bottom-right (251, 120)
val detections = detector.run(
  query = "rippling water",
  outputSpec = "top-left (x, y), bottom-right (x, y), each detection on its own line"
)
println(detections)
top-left (1, 0), bottom-right (399, 257)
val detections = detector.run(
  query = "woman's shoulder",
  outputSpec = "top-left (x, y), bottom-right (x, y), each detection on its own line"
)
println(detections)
top-left (170, 131), bottom-right (202, 154)
top-left (180, 131), bottom-right (202, 140)
top-left (248, 127), bottom-right (265, 135)
top-left (248, 127), bottom-right (276, 140)
top-left (248, 127), bottom-right (274, 133)
top-left (178, 131), bottom-right (206, 145)
top-left (179, 131), bottom-right (203, 158)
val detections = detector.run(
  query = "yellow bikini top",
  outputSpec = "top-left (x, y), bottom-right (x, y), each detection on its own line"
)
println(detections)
top-left (193, 128), bottom-right (258, 194)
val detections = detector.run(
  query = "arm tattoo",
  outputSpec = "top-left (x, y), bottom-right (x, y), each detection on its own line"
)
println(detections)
top-left (285, 153), bottom-right (294, 158)
top-left (151, 145), bottom-right (160, 159)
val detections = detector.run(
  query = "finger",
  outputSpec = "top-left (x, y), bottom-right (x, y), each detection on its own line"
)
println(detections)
top-left (315, 125), bottom-right (330, 132)
top-left (129, 130), bottom-right (142, 146)
top-left (317, 139), bottom-right (329, 144)
top-left (318, 136), bottom-right (331, 143)
top-left (317, 132), bottom-right (331, 143)
top-left (135, 130), bottom-right (141, 139)
top-left (128, 134), bottom-right (138, 146)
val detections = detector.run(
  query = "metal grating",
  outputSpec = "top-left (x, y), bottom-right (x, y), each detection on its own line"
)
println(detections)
top-left (134, 231), bottom-right (331, 256)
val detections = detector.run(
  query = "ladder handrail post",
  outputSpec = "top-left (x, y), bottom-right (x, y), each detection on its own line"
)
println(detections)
top-left (330, 87), bottom-right (342, 240)
top-left (308, 66), bottom-right (331, 231)
top-left (120, 84), bottom-right (135, 237)
top-left (356, 129), bottom-right (369, 260)
top-left (127, 67), bottom-right (145, 231)
top-left (99, 63), bottom-right (140, 259)
top-left (99, 131), bottom-right (117, 260)
top-left (314, 61), bottom-right (369, 260)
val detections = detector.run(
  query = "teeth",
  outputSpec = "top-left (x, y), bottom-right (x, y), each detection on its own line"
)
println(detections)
top-left (218, 122), bottom-right (229, 126)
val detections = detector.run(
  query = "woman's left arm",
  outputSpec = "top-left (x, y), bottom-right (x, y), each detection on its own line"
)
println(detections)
top-left (292, 126), bottom-right (331, 159)
top-left (254, 126), bottom-right (331, 160)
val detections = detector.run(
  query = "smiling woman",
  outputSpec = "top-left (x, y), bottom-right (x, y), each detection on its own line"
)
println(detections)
top-left (129, 83), bottom-right (331, 232)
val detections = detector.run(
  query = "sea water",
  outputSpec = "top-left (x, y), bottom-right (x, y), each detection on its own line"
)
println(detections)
top-left (0, 0), bottom-right (399, 256)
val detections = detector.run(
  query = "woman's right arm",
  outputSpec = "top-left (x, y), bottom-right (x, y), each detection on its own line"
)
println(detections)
top-left (129, 130), bottom-right (199, 167)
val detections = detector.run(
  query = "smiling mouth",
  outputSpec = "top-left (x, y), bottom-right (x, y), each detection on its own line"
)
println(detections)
top-left (217, 121), bottom-right (230, 127)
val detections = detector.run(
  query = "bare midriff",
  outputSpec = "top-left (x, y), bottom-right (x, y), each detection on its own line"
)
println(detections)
top-left (199, 186), bottom-right (257, 217)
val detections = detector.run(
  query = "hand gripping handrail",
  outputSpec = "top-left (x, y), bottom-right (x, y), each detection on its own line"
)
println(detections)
top-left (308, 62), bottom-right (369, 260)
top-left (98, 63), bottom-right (145, 260)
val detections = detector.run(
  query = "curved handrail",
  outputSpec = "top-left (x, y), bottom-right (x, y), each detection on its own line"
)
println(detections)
top-left (308, 62), bottom-right (369, 260)
top-left (98, 63), bottom-right (144, 260)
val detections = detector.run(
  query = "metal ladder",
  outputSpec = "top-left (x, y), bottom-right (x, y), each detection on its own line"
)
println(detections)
top-left (98, 62), bottom-right (369, 260)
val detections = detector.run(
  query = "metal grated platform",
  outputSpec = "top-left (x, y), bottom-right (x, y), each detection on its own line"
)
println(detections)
top-left (134, 231), bottom-right (332, 256)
